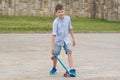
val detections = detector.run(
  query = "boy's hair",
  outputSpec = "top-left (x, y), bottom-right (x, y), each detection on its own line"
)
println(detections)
top-left (55, 4), bottom-right (63, 12)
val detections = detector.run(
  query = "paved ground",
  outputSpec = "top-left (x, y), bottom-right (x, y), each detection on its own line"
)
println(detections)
top-left (0, 33), bottom-right (120, 80)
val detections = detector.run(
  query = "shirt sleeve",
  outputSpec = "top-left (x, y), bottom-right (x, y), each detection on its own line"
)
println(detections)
top-left (68, 16), bottom-right (73, 30)
top-left (52, 20), bottom-right (57, 35)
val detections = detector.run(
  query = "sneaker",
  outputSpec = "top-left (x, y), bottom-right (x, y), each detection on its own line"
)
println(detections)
top-left (69, 69), bottom-right (76, 76)
top-left (49, 67), bottom-right (57, 75)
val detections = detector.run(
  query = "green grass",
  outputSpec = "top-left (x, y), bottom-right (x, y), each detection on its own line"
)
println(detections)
top-left (0, 16), bottom-right (54, 33)
top-left (72, 18), bottom-right (120, 32)
top-left (0, 15), bottom-right (120, 33)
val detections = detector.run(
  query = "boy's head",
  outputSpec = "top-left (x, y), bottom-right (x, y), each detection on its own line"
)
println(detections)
top-left (55, 4), bottom-right (64, 19)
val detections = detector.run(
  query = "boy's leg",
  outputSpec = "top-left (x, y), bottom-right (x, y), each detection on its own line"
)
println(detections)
top-left (63, 43), bottom-right (74, 69)
top-left (67, 52), bottom-right (74, 69)
top-left (53, 58), bottom-right (57, 68)
top-left (63, 43), bottom-right (76, 76)
top-left (50, 44), bottom-right (61, 75)
top-left (49, 58), bottom-right (57, 75)
top-left (68, 52), bottom-right (76, 76)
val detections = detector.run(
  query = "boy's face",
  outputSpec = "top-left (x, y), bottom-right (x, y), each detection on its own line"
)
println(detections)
top-left (56, 9), bottom-right (64, 19)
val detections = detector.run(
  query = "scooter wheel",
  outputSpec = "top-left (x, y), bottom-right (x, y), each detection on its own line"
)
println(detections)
top-left (63, 73), bottom-right (68, 77)
top-left (51, 56), bottom-right (54, 60)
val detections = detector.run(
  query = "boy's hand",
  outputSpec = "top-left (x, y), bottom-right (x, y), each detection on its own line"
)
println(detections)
top-left (72, 39), bottom-right (76, 46)
top-left (51, 48), bottom-right (54, 54)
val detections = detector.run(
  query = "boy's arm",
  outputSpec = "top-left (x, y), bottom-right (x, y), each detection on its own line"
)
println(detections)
top-left (51, 20), bottom-right (57, 54)
top-left (51, 35), bottom-right (56, 53)
top-left (69, 29), bottom-right (75, 46)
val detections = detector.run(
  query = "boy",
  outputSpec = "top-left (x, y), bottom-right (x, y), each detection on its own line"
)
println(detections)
top-left (49, 4), bottom-right (76, 76)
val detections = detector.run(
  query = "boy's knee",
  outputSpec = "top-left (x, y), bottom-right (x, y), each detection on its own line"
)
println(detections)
top-left (66, 51), bottom-right (72, 55)
top-left (52, 52), bottom-right (60, 56)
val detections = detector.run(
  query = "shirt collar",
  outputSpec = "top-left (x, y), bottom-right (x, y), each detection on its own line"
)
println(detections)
top-left (57, 16), bottom-right (65, 21)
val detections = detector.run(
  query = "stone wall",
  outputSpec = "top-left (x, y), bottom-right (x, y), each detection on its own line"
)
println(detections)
top-left (95, 0), bottom-right (120, 21)
top-left (0, 0), bottom-right (120, 21)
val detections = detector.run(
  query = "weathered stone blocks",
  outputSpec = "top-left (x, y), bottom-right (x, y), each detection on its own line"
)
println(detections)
top-left (0, 0), bottom-right (119, 21)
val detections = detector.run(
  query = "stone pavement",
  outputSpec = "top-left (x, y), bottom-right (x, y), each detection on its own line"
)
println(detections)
top-left (0, 33), bottom-right (120, 80)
